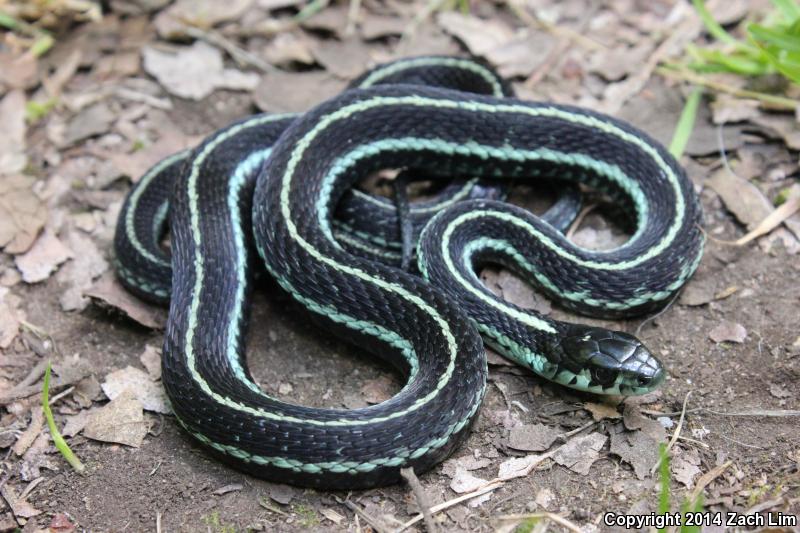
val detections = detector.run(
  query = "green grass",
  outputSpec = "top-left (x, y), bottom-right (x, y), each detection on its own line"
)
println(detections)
top-left (42, 361), bottom-right (85, 474)
top-left (687, 0), bottom-right (800, 85)
top-left (668, 87), bottom-right (702, 159)
top-left (657, 443), bottom-right (705, 533)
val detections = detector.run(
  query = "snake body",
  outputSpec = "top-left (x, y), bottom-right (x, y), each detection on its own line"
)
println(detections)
top-left (115, 56), bottom-right (704, 489)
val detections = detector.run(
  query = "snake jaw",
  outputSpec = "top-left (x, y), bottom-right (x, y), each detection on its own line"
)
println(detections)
top-left (557, 325), bottom-right (665, 395)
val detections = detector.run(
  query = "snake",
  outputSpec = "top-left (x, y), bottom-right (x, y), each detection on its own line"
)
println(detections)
top-left (114, 56), bottom-right (704, 489)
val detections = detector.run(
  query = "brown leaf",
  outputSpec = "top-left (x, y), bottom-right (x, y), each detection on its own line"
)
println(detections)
top-left (0, 52), bottom-right (38, 89)
top-left (62, 101), bottom-right (116, 147)
top-left (671, 446), bottom-right (701, 488)
top-left (142, 42), bottom-right (259, 100)
top-left (623, 404), bottom-right (666, 442)
top-left (707, 168), bottom-right (773, 230)
top-left (708, 320), bottom-right (747, 344)
top-left (86, 273), bottom-right (167, 329)
top-left (609, 425), bottom-right (660, 480)
top-left (14, 230), bottom-right (73, 283)
top-left (139, 345), bottom-right (162, 380)
top-left (0, 484), bottom-right (41, 519)
top-left (300, 5), bottom-right (349, 38)
top-left (154, 0), bottom-right (254, 38)
top-left (0, 174), bottom-right (47, 255)
top-left (0, 90), bottom-right (27, 174)
top-left (552, 432), bottom-right (606, 475)
top-left (437, 11), bottom-right (513, 57)
top-left (263, 32), bottom-right (315, 66)
top-left (83, 389), bottom-right (149, 447)
top-left (312, 38), bottom-right (371, 79)
top-left (0, 289), bottom-right (24, 349)
top-left (751, 113), bottom-right (800, 150)
top-left (360, 375), bottom-right (394, 405)
top-left (507, 423), bottom-right (561, 452)
top-left (56, 230), bottom-right (109, 311)
top-left (485, 33), bottom-right (553, 79)
top-left (711, 95), bottom-right (761, 124)
top-left (360, 14), bottom-right (406, 40)
top-left (12, 408), bottom-right (44, 457)
top-left (102, 366), bottom-right (170, 414)
top-left (584, 401), bottom-right (622, 421)
top-left (253, 70), bottom-right (346, 113)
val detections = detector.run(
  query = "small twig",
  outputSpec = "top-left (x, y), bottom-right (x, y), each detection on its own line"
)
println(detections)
top-left (48, 386), bottom-right (75, 406)
top-left (156, 512), bottom-right (162, 533)
top-left (565, 204), bottom-right (598, 240)
top-left (666, 433), bottom-right (710, 448)
top-left (345, 0), bottom-right (362, 36)
top-left (185, 27), bottom-right (274, 73)
top-left (395, 481), bottom-right (504, 532)
top-left (341, 499), bottom-right (392, 533)
top-left (556, 420), bottom-right (597, 441)
top-left (650, 390), bottom-right (692, 475)
top-left (688, 460), bottom-right (732, 505)
top-left (495, 512), bottom-right (584, 533)
top-left (400, 468), bottom-right (437, 533)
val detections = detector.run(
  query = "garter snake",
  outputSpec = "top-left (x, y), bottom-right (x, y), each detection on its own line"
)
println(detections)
top-left (115, 56), bottom-right (704, 489)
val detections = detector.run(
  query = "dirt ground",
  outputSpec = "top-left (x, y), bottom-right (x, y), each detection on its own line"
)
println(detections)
top-left (1, 1), bottom-right (799, 532)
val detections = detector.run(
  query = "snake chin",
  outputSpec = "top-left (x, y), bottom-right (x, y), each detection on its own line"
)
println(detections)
top-left (557, 324), bottom-right (665, 395)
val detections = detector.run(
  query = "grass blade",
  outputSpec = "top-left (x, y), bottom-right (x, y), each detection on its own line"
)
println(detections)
top-left (669, 87), bottom-right (702, 158)
top-left (657, 443), bottom-right (670, 532)
top-left (692, 0), bottom-right (750, 49)
top-left (42, 361), bottom-right (85, 474)
top-left (748, 23), bottom-right (800, 52)
top-left (770, 0), bottom-right (800, 22)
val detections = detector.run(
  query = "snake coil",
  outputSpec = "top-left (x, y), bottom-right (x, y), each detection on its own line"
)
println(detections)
top-left (115, 56), bottom-right (704, 489)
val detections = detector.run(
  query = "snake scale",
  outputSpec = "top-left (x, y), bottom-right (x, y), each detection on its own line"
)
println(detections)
top-left (115, 56), bottom-right (704, 489)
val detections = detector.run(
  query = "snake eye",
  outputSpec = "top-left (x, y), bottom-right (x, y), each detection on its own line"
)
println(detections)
top-left (591, 367), bottom-right (616, 386)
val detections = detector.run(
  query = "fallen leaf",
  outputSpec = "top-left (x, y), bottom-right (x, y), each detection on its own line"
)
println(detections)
top-left (62, 410), bottom-right (92, 437)
top-left (320, 508), bottom-right (344, 524)
top-left (0, 175), bottom-right (48, 254)
top-left (300, 4), bottom-right (348, 38)
top-left (13, 408), bottom-right (44, 457)
top-left (263, 32), bottom-right (315, 66)
top-left (711, 95), bottom-right (761, 124)
top-left (671, 447), bottom-right (701, 488)
top-left (83, 389), bottom-right (149, 447)
top-left (56, 230), bottom-right (109, 311)
top-left (62, 101), bottom-right (116, 147)
top-left (534, 488), bottom-right (555, 510)
top-left (497, 454), bottom-right (546, 480)
top-left (0, 52), bottom-right (38, 89)
top-left (0, 288), bottom-right (24, 348)
top-left (623, 404), bottom-right (666, 442)
top-left (269, 484), bottom-right (296, 505)
top-left (139, 345), bottom-right (162, 380)
top-left (751, 113), bottom-right (800, 151)
top-left (14, 230), bottom-right (73, 283)
top-left (73, 375), bottom-right (102, 408)
top-left (507, 423), bottom-right (561, 452)
top-left (142, 42), bottom-right (259, 100)
top-left (311, 38), bottom-right (371, 79)
top-left (707, 168), bottom-right (773, 230)
top-left (86, 273), bottom-right (167, 329)
top-left (485, 33), bottom-right (554, 78)
top-left (48, 512), bottom-right (76, 532)
top-left (360, 14), bottom-right (406, 40)
top-left (102, 365), bottom-right (170, 414)
top-left (0, 90), bottom-right (27, 174)
top-left (449, 467), bottom-right (492, 507)
top-left (609, 425), bottom-right (660, 480)
top-left (442, 455), bottom-right (492, 477)
top-left (0, 484), bottom-right (41, 519)
top-left (584, 401), bottom-right (622, 421)
top-left (213, 483), bottom-right (243, 495)
top-left (709, 321), bottom-right (747, 344)
top-left (253, 70), bottom-right (345, 113)
top-left (589, 43), bottom-right (653, 82)
top-left (154, 0), bottom-right (254, 38)
top-left (437, 12), bottom-right (514, 58)
top-left (552, 432), bottom-right (606, 475)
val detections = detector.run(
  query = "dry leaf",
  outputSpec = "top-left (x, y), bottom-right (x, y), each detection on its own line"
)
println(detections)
top-left (14, 230), bottom-right (73, 283)
top-left (253, 70), bottom-right (345, 113)
top-left (0, 288), bottom-right (24, 348)
top-left (269, 484), bottom-right (296, 505)
top-left (142, 42), bottom-right (259, 100)
top-left (311, 38), bottom-right (371, 79)
top-left (709, 321), bottom-right (747, 344)
top-left (62, 101), bottom-right (116, 147)
top-left (671, 447), bottom-right (701, 488)
top-left (139, 344), bottom-right (162, 379)
top-left (154, 0), bottom-right (254, 38)
top-left (83, 389), bottom-right (149, 447)
top-left (609, 426), bottom-right (660, 480)
top-left (711, 95), bottom-right (761, 124)
top-left (679, 275), bottom-right (716, 307)
top-left (0, 175), bottom-right (48, 254)
top-left (437, 12), bottom-right (513, 57)
top-left (0, 484), bottom-right (41, 519)
top-left (0, 90), bottom-right (27, 174)
top-left (584, 401), bottom-right (622, 421)
top-left (507, 423), bottom-right (561, 452)
top-left (13, 408), bottom-right (44, 457)
top-left (449, 468), bottom-right (492, 507)
top-left (623, 404), bottom-right (666, 442)
top-left (0, 52), bottom-right (39, 89)
top-left (360, 14), bottom-right (406, 40)
top-left (300, 4), bottom-right (348, 38)
top-left (263, 32), bottom-right (315, 66)
top-left (552, 432), bottom-right (606, 475)
top-left (707, 168), bottom-right (773, 230)
top-left (320, 508), bottom-right (344, 524)
top-left (56, 230), bottom-right (109, 311)
top-left (86, 273), bottom-right (167, 329)
top-left (360, 375), bottom-right (394, 404)
top-left (102, 365), bottom-right (170, 414)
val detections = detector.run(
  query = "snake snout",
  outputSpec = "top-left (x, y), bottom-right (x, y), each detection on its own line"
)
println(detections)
top-left (560, 325), bottom-right (665, 394)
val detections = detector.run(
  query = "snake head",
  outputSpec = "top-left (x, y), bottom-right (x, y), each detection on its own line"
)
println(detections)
top-left (554, 325), bottom-right (665, 395)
